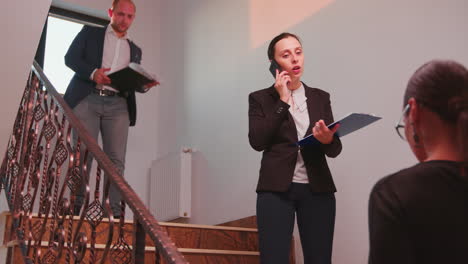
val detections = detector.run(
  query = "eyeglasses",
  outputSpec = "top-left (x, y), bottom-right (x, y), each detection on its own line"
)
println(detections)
top-left (395, 104), bottom-right (410, 141)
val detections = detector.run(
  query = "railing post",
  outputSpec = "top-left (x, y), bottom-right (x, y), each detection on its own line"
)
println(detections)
top-left (132, 216), bottom-right (146, 263)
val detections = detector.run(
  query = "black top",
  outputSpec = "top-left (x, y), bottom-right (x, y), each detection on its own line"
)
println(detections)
top-left (368, 160), bottom-right (468, 264)
top-left (248, 84), bottom-right (342, 193)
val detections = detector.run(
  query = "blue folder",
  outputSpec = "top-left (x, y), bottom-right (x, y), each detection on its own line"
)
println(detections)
top-left (297, 113), bottom-right (381, 147)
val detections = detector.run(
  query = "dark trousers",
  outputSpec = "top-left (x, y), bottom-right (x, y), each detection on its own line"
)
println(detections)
top-left (257, 183), bottom-right (336, 264)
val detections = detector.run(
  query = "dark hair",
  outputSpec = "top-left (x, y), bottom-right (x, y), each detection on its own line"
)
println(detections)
top-left (404, 59), bottom-right (468, 171)
top-left (112, 0), bottom-right (135, 11)
top-left (267, 32), bottom-right (301, 60)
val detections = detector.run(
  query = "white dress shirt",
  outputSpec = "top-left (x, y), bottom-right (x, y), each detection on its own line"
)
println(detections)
top-left (289, 84), bottom-right (310, 183)
top-left (91, 25), bottom-right (131, 92)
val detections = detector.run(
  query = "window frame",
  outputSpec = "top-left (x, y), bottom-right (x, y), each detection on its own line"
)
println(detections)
top-left (35, 6), bottom-right (109, 68)
top-left (34, 6), bottom-right (109, 93)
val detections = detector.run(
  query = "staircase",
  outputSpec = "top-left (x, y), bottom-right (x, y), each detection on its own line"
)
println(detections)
top-left (0, 61), bottom-right (187, 263)
top-left (0, 62), bottom-right (296, 264)
top-left (1, 212), bottom-right (298, 263)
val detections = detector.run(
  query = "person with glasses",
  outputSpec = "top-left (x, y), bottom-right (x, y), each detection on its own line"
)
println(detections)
top-left (368, 60), bottom-right (468, 264)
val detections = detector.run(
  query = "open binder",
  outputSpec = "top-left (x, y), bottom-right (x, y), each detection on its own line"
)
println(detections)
top-left (297, 113), bottom-right (381, 147)
top-left (107, 62), bottom-right (156, 92)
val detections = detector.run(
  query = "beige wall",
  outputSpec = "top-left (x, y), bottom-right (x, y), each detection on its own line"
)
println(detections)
top-left (1, 0), bottom-right (51, 163)
top-left (2, 0), bottom-right (468, 263)
top-left (163, 0), bottom-right (468, 263)
top-left (0, 0), bottom-right (52, 211)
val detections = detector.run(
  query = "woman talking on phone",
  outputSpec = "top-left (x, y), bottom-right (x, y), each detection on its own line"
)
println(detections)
top-left (248, 32), bottom-right (342, 264)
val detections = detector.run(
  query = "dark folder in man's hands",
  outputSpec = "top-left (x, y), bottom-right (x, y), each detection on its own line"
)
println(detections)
top-left (107, 63), bottom-right (156, 92)
top-left (297, 113), bottom-right (381, 147)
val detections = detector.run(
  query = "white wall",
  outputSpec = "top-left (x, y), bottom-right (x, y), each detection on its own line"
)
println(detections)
top-left (0, 0), bottom-right (52, 212)
top-left (160, 0), bottom-right (468, 263)
top-left (3, 0), bottom-right (468, 263)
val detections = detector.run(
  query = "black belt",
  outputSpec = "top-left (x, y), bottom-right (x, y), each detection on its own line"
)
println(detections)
top-left (93, 88), bottom-right (118, 96)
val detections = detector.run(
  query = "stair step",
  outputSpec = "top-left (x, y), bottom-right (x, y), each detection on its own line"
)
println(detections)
top-left (6, 240), bottom-right (260, 264)
top-left (1, 213), bottom-right (258, 252)
top-left (1, 212), bottom-right (294, 264)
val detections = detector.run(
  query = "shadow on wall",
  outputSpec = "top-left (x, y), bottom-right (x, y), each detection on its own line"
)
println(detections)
top-left (249, 0), bottom-right (335, 48)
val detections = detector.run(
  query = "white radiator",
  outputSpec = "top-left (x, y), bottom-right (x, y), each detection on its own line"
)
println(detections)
top-left (148, 149), bottom-right (192, 221)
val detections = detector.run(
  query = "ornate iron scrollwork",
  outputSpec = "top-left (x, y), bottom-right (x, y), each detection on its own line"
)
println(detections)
top-left (0, 62), bottom-right (188, 264)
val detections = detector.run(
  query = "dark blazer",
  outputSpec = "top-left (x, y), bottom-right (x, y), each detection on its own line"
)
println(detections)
top-left (63, 25), bottom-right (143, 126)
top-left (248, 83), bottom-right (342, 193)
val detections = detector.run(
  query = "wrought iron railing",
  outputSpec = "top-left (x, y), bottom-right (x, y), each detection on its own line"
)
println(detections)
top-left (0, 61), bottom-right (188, 264)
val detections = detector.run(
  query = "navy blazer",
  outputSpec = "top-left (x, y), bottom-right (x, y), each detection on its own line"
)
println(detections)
top-left (248, 84), bottom-right (342, 193)
top-left (63, 25), bottom-right (143, 126)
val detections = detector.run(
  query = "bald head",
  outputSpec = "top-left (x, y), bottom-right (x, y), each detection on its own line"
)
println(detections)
top-left (112, 0), bottom-right (136, 12)
top-left (108, 0), bottom-right (136, 37)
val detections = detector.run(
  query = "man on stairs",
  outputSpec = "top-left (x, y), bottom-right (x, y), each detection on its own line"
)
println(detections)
top-left (63, 0), bottom-right (158, 218)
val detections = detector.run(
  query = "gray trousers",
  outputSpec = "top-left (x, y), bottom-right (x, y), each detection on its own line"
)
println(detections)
top-left (73, 93), bottom-right (129, 217)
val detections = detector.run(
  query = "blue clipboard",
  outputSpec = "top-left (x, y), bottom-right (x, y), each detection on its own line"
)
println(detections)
top-left (297, 113), bottom-right (381, 147)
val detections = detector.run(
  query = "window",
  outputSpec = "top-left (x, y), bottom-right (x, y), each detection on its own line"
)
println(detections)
top-left (43, 17), bottom-right (83, 94)
top-left (36, 6), bottom-right (109, 94)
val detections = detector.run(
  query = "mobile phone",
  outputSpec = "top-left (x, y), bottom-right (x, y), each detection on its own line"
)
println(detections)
top-left (269, 60), bottom-right (281, 78)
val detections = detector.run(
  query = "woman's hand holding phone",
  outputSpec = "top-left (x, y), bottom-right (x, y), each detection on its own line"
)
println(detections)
top-left (274, 69), bottom-right (292, 103)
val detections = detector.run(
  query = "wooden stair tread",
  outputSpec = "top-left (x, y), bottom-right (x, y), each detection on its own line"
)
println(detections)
top-left (1, 212), bottom-right (297, 263)
top-left (0, 212), bottom-right (257, 232)
top-left (1, 211), bottom-right (259, 252)
top-left (5, 239), bottom-right (259, 256)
